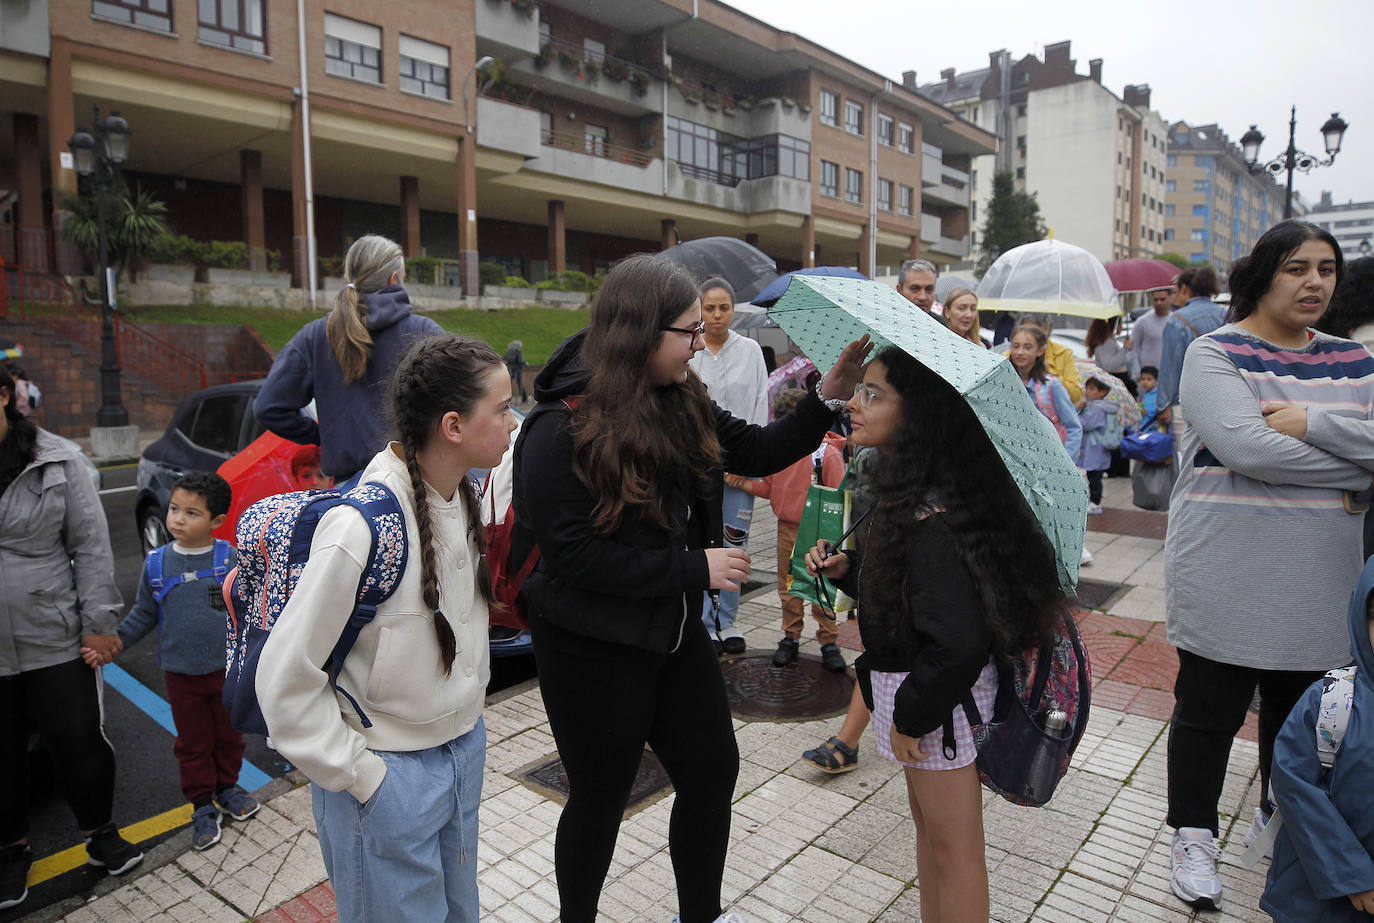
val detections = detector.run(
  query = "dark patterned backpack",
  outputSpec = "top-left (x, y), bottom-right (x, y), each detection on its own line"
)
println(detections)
top-left (956, 612), bottom-right (1092, 807)
top-left (221, 482), bottom-right (407, 738)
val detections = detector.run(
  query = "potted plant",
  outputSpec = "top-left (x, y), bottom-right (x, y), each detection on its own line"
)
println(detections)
top-left (682, 87), bottom-right (702, 105)
top-left (534, 42), bottom-right (555, 69)
top-left (582, 57), bottom-right (600, 81)
top-left (557, 48), bottom-right (579, 72)
top-left (629, 70), bottom-right (650, 97)
top-left (509, 0), bottom-right (537, 18)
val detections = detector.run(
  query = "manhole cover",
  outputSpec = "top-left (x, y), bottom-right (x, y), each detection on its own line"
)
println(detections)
top-left (720, 652), bottom-right (854, 721)
top-left (516, 749), bottom-right (671, 816)
top-left (1075, 578), bottom-right (1125, 611)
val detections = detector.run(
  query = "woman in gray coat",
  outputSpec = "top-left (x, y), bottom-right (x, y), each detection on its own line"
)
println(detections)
top-left (0, 366), bottom-right (143, 910)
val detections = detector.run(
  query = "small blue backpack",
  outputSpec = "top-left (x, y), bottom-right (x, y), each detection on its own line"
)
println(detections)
top-left (221, 482), bottom-right (407, 738)
top-left (145, 539), bottom-right (234, 665)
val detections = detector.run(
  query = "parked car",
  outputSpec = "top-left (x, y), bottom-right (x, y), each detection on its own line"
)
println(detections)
top-left (135, 380), bottom-right (532, 658)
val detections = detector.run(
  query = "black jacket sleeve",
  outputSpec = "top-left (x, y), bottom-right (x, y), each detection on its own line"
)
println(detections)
top-left (714, 389), bottom-right (837, 477)
top-left (518, 410), bottom-right (710, 597)
top-left (891, 514), bottom-right (993, 738)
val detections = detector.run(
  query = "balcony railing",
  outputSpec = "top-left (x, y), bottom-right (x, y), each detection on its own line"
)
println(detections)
top-left (534, 36), bottom-right (655, 97)
top-left (541, 128), bottom-right (653, 167)
top-left (675, 162), bottom-right (742, 187)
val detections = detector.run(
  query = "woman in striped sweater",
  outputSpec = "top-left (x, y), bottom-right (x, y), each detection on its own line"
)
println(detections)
top-left (1164, 220), bottom-right (1374, 912)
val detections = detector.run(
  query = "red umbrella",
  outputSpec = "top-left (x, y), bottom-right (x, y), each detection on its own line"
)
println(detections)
top-left (1103, 258), bottom-right (1180, 294)
top-left (214, 432), bottom-right (331, 543)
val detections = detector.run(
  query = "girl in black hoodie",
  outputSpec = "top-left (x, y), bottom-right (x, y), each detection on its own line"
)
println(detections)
top-left (513, 254), bottom-right (868, 923)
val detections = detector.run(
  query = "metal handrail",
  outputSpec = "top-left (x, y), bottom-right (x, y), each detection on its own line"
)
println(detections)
top-left (541, 128), bottom-right (653, 167)
top-left (674, 162), bottom-right (743, 188)
top-left (536, 35), bottom-right (654, 87)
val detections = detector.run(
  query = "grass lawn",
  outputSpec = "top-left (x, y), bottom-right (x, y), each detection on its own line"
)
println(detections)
top-left (122, 304), bottom-right (589, 363)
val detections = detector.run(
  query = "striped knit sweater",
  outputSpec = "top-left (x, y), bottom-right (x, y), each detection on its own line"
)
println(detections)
top-left (1165, 324), bottom-right (1374, 671)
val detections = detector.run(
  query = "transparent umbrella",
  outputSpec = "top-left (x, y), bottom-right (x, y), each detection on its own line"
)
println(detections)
top-left (977, 239), bottom-right (1120, 321)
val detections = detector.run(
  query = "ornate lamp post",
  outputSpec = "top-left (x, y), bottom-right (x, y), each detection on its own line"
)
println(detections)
top-left (68, 105), bottom-right (132, 429)
top-left (1240, 107), bottom-right (1348, 220)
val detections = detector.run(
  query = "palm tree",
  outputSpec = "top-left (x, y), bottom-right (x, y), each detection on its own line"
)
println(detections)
top-left (60, 182), bottom-right (171, 282)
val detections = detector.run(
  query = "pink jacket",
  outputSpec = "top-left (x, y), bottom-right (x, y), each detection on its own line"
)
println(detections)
top-left (749, 431), bottom-right (847, 524)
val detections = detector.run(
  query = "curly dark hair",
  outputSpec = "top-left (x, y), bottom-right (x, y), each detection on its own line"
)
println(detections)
top-left (861, 347), bottom-right (1070, 657)
top-left (1317, 256), bottom-right (1374, 339)
top-left (172, 471), bottom-right (232, 518)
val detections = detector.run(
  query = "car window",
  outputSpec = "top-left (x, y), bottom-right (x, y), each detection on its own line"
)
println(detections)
top-left (239, 403), bottom-right (266, 451)
top-left (189, 395), bottom-right (247, 455)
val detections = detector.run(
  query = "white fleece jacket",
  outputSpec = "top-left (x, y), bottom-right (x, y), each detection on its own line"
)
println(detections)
top-left (256, 445), bottom-right (490, 803)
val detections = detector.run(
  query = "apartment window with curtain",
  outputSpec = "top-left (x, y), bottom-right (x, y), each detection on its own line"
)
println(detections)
top-left (844, 101), bottom-right (863, 135)
top-left (399, 35), bottom-right (450, 100)
top-left (878, 178), bottom-right (892, 211)
top-left (819, 91), bottom-right (839, 127)
top-left (198, 0), bottom-right (265, 53)
top-left (898, 184), bottom-right (913, 216)
top-left (93, 0), bottom-right (172, 31)
top-left (325, 13), bottom-right (381, 83)
top-left (898, 123), bottom-right (913, 153)
top-left (878, 114), bottom-right (893, 146)
top-left (844, 167), bottom-right (862, 204)
top-left (820, 161), bottom-right (839, 197)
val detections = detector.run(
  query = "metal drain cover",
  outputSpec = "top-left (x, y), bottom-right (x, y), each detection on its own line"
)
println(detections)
top-left (720, 652), bottom-right (854, 721)
top-left (1075, 578), bottom-right (1125, 611)
top-left (517, 749), bottom-right (672, 815)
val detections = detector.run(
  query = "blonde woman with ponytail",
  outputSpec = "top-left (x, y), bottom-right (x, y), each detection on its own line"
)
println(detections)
top-left (258, 334), bottom-right (516, 922)
top-left (255, 234), bottom-right (442, 487)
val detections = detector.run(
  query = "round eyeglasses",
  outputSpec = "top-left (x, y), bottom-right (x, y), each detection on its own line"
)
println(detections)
top-left (852, 382), bottom-right (887, 408)
top-left (661, 321), bottom-right (706, 343)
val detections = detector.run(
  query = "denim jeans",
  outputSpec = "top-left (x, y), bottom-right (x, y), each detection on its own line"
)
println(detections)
top-left (701, 484), bottom-right (754, 637)
top-left (312, 720), bottom-right (486, 923)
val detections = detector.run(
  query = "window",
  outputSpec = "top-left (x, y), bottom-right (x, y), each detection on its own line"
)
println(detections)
top-left (582, 37), bottom-right (605, 62)
top-left (1193, 179), bottom-right (1210, 193)
top-left (93, 0), bottom-right (172, 31)
top-left (820, 160), bottom-right (839, 197)
top-left (1117, 151), bottom-right (1122, 164)
top-left (198, 0), bottom-right (265, 54)
top-left (188, 394), bottom-right (247, 455)
top-left (844, 101), bottom-right (863, 135)
top-left (540, 110), bottom-right (553, 141)
top-left (878, 178), bottom-right (892, 211)
top-left (1116, 184), bottom-right (1121, 199)
top-left (878, 114), bottom-right (893, 146)
top-left (1015, 166), bottom-right (1025, 179)
top-left (1166, 179), bottom-right (1177, 192)
top-left (1115, 218), bottom-right (1120, 232)
top-left (746, 133), bottom-right (810, 182)
top-left (819, 90), bottom-right (839, 127)
top-left (1167, 154), bottom-right (1177, 168)
top-left (1190, 229), bottom-right (1207, 241)
top-left (898, 184), bottom-right (913, 216)
top-left (1192, 204), bottom-right (1208, 217)
top-left (325, 13), bottom-right (381, 83)
top-left (1017, 104), bottom-right (1026, 117)
top-left (1147, 228), bottom-right (1155, 242)
top-left (898, 123), bottom-right (913, 153)
top-left (1191, 251), bottom-right (1207, 262)
top-left (1164, 228), bottom-right (1174, 241)
top-left (1017, 134), bottom-right (1026, 148)
top-left (584, 124), bottom-right (608, 157)
top-left (844, 167), bottom-right (862, 204)
top-left (399, 35), bottom-right (449, 100)
top-left (1165, 204), bottom-right (1175, 217)
top-left (539, 20), bottom-right (550, 42)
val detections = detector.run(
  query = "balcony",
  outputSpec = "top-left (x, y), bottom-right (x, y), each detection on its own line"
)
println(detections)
top-left (476, 97), bottom-right (543, 159)
top-left (508, 37), bottom-right (661, 116)
top-left (664, 162), bottom-right (810, 215)
top-left (475, 0), bottom-right (542, 60)
top-left (526, 128), bottom-right (660, 195)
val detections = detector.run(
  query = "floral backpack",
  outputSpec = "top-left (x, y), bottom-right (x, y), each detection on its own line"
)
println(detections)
top-left (956, 611), bottom-right (1092, 807)
top-left (221, 482), bottom-right (407, 738)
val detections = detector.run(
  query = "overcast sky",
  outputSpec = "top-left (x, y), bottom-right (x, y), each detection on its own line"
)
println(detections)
top-left (727, 0), bottom-right (1373, 209)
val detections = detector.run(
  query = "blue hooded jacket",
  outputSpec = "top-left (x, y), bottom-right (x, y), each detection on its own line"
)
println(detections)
top-left (1261, 558), bottom-right (1374, 921)
top-left (253, 286), bottom-right (442, 479)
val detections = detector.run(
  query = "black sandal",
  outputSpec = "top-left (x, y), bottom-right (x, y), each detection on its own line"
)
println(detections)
top-left (801, 736), bottom-right (858, 774)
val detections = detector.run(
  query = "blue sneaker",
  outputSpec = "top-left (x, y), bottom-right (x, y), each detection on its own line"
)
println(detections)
top-left (214, 785), bottom-right (260, 821)
top-left (191, 805), bottom-right (222, 851)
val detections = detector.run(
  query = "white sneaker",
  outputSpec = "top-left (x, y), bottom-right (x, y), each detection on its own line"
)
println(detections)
top-left (1086, 502), bottom-right (1104, 515)
top-left (1243, 807), bottom-right (1273, 859)
top-left (1171, 827), bottom-right (1223, 910)
top-left (1081, 545), bottom-right (1094, 566)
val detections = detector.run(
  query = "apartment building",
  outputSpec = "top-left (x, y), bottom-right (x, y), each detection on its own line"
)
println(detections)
top-left (1162, 121), bottom-right (1286, 272)
top-left (916, 40), bottom-right (1168, 266)
top-left (0, 0), bottom-right (992, 292)
top-left (1305, 191), bottom-right (1374, 261)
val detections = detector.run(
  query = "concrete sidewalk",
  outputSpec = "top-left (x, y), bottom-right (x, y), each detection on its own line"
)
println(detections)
top-left (36, 476), bottom-right (1277, 922)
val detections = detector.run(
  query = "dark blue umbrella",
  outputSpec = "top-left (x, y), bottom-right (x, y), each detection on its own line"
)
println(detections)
top-left (751, 266), bottom-right (868, 307)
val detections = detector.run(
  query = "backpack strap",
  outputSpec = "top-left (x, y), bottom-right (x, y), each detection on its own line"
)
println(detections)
top-left (1316, 665), bottom-right (1357, 770)
top-left (148, 542), bottom-right (235, 605)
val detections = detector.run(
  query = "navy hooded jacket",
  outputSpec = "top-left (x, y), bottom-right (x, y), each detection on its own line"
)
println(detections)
top-left (253, 286), bottom-right (442, 479)
top-left (1261, 559), bottom-right (1374, 921)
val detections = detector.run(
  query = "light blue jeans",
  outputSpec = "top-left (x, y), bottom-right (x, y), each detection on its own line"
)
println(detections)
top-left (701, 484), bottom-right (754, 637)
top-left (312, 719), bottom-right (486, 923)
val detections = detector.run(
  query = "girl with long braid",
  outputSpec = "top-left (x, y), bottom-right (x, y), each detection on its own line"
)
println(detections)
top-left (258, 334), bottom-right (516, 922)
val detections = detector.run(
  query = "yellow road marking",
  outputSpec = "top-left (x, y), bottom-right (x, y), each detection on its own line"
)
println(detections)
top-left (27, 804), bottom-right (192, 886)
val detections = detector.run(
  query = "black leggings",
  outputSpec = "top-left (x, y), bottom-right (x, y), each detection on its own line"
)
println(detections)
top-left (1166, 648), bottom-right (1323, 835)
top-left (0, 658), bottom-right (117, 842)
top-left (532, 615), bottom-right (739, 923)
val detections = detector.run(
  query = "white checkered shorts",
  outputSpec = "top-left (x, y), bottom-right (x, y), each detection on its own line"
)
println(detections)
top-left (870, 659), bottom-right (998, 771)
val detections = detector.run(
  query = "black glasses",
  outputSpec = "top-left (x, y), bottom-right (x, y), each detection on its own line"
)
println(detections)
top-left (661, 321), bottom-right (706, 342)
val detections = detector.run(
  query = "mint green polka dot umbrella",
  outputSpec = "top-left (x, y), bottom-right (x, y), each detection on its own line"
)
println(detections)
top-left (769, 275), bottom-right (1087, 590)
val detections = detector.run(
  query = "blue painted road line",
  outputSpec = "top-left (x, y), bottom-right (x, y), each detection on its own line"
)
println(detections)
top-left (103, 663), bottom-right (274, 792)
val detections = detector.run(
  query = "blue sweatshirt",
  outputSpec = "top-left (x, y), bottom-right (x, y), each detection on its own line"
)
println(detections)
top-left (117, 543), bottom-right (237, 676)
top-left (253, 286), bottom-right (443, 479)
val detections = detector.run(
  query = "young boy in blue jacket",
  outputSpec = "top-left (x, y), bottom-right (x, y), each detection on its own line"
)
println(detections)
top-left (1075, 377), bottom-right (1118, 515)
top-left (96, 472), bottom-right (259, 851)
top-left (1260, 558), bottom-right (1374, 921)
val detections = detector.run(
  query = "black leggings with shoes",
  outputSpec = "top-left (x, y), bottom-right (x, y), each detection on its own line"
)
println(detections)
top-left (532, 615), bottom-right (738, 923)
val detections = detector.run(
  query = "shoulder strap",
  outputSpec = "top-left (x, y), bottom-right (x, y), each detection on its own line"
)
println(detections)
top-left (1316, 665), bottom-right (1357, 769)
top-left (148, 544), bottom-right (232, 605)
top-left (146, 546), bottom-right (167, 588)
top-left (212, 539), bottom-right (233, 575)
top-left (1174, 314), bottom-right (1204, 338)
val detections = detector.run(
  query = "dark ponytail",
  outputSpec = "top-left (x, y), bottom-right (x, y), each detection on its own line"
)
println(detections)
top-left (0, 365), bottom-right (38, 497)
top-left (391, 334), bottom-right (505, 675)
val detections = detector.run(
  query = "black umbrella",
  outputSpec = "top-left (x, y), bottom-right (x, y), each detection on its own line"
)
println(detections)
top-left (659, 237), bottom-right (779, 303)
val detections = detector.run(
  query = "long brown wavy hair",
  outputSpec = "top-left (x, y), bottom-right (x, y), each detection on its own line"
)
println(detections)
top-left (572, 254), bottom-right (722, 533)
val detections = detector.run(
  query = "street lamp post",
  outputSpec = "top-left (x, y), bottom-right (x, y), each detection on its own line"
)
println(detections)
top-left (1240, 106), bottom-right (1348, 220)
top-left (68, 105), bottom-right (133, 430)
